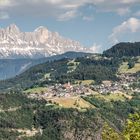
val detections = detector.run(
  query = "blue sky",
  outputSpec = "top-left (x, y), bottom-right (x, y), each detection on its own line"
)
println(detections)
top-left (0, 0), bottom-right (140, 52)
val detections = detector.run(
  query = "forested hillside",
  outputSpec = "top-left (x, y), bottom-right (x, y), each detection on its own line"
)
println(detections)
top-left (103, 42), bottom-right (140, 57)
top-left (0, 52), bottom-right (90, 80)
top-left (0, 92), bottom-right (139, 140)
top-left (0, 56), bottom-right (121, 92)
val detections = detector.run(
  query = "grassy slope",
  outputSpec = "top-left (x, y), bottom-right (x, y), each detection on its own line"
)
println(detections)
top-left (119, 61), bottom-right (140, 74)
top-left (50, 96), bottom-right (95, 109)
top-left (24, 87), bottom-right (48, 94)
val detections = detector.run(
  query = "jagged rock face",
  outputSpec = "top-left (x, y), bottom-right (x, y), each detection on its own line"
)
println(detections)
top-left (0, 24), bottom-right (93, 59)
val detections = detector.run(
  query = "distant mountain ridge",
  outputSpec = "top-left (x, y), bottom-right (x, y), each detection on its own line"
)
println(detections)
top-left (0, 52), bottom-right (91, 80)
top-left (0, 53), bottom-right (118, 92)
top-left (0, 24), bottom-right (94, 59)
top-left (103, 42), bottom-right (140, 57)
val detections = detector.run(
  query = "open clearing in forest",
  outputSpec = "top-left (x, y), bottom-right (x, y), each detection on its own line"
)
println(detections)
top-left (75, 80), bottom-right (94, 85)
top-left (6, 128), bottom-right (40, 138)
top-left (24, 87), bottom-right (48, 94)
top-left (119, 62), bottom-right (140, 74)
top-left (94, 92), bottom-right (132, 101)
top-left (67, 59), bottom-right (80, 73)
top-left (49, 96), bottom-right (95, 109)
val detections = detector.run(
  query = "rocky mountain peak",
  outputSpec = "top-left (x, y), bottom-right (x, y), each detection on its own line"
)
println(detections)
top-left (34, 26), bottom-right (48, 32)
top-left (6, 24), bottom-right (20, 34)
top-left (0, 24), bottom-right (94, 59)
top-left (34, 26), bottom-right (49, 43)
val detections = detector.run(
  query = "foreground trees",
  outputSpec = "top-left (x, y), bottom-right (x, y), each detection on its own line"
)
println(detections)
top-left (102, 113), bottom-right (140, 140)
top-left (124, 113), bottom-right (140, 140)
top-left (102, 122), bottom-right (123, 140)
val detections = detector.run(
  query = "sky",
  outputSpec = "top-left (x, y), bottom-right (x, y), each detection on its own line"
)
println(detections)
top-left (0, 0), bottom-right (140, 52)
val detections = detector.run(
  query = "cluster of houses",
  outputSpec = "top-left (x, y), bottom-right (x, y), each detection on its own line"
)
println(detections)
top-left (92, 73), bottom-right (140, 94)
top-left (28, 82), bottom-right (93, 99)
top-left (28, 73), bottom-right (140, 99)
top-left (49, 82), bottom-right (92, 97)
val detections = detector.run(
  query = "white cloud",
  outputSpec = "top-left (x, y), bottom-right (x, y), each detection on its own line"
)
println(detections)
top-left (109, 17), bottom-right (140, 44)
top-left (116, 8), bottom-right (131, 16)
top-left (58, 10), bottom-right (78, 21)
top-left (0, 0), bottom-right (140, 20)
top-left (0, 11), bottom-right (9, 19)
top-left (0, 0), bottom-right (16, 8)
top-left (0, 0), bottom-right (11, 6)
top-left (90, 43), bottom-right (101, 53)
top-left (95, 0), bottom-right (140, 16)
top-left (82, 16), bottom-right (94, 21)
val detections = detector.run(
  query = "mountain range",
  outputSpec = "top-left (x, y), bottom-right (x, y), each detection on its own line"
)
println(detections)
top-left (0, 24), bottom-right (94, 79)
top-left (0, 24), bottom-right (94, 59)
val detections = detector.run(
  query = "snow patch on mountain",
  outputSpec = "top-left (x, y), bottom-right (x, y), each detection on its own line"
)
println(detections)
top-left (0, 24), bottom-right (94, 59)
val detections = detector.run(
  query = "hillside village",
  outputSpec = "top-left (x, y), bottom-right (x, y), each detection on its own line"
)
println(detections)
top-left (27, 73), bottom-right (140, 100)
